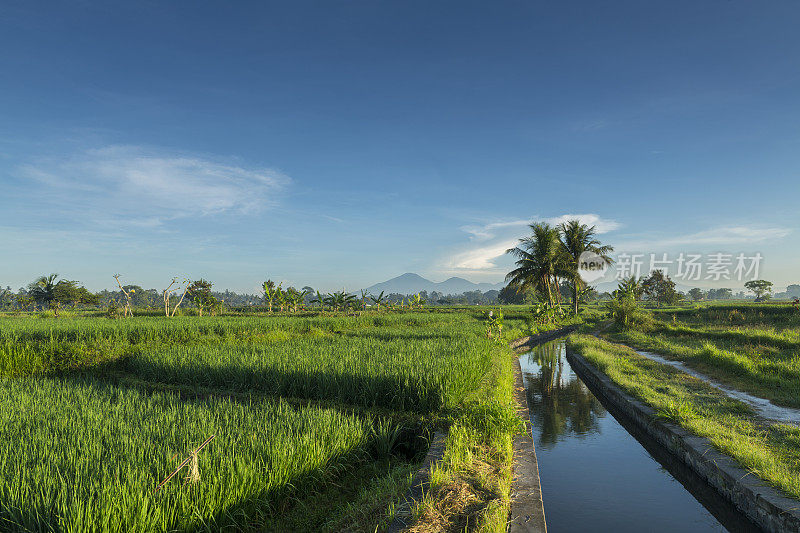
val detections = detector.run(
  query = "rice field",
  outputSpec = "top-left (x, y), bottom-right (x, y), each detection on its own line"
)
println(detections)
top-left (0, 310), bottom-right (518, 531)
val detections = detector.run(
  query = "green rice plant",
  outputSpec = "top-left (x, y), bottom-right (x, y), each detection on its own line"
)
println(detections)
top-left (0, 313), bottom-right (461, 376)
top-left (0, 375), bottom-right (395, 532)
top-left (121, 322), bottom-right (494, 413)
top-left (0, 310), bottom-right (525, 532)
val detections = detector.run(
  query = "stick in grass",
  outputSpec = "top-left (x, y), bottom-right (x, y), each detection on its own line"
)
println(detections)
top-left (154, 434), bottom-right (215, 493)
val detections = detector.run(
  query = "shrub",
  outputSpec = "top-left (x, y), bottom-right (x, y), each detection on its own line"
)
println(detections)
top-left (105, 302), bottom-right (123, 320)
top-left (605, 294), bottom-right (645, 330)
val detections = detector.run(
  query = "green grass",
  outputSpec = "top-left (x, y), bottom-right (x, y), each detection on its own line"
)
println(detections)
top-left (610, 306), bottom-right (800, 408)
top-left (0, 313), bottom-right (458, 376)
top-left (567, 334), bottom-right (800, 500)
top-left (0, 374), bottom-right (407, 532)
top-left (0, 309), bottom-right (530, 531)
top-left (119, 324), bottom-right (494, 414)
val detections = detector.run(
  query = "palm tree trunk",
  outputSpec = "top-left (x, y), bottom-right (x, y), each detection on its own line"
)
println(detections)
top-left (572, 279), bottom-right (579, 315)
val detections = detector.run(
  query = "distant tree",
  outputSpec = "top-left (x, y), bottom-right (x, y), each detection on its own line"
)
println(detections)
top-left (786, 284), bottom-right (800, 298)
top-left (0, 286), bottom-right (13, 309)
top-left (52, 280), bottom-right (97, 314)
top-left (498, 284), bottom-right (526, 304)
top-left (483, 289), bottom-right (500, 303)
top-left (324, 291), bottom-right (357, 311)
top-left (409, 293), bottom-right (425, 309)
top-left (313, 290), bottom-right (326, 310)
top-left (275, 286), bottom-right (287, 312)
top-left (559, 280), bottom-right (572, 302)
top-left (688, 288), bottom-right (704, 301)
top-left (28, 273), bottom-right (59, 310)
top-left (187, 279), bottom-right (219, 316)
top-left (641, 270), bottom-right (679, 307)
top-left (369, 291), bottom-right (387, 309)
top-left (284, 287), bottom-right (307, 313)
top-left (301, 286), bottom-right (316, 304)
top-left (28, 275), bottom-right (96, 317)
top-left (707, 288), bottom-right (733, 300)
top-left (614, 275), bottom-right (644, 301)
top-left (744, 280), bottom-right (773, 302)
top-left (113, 274), bottom-right (134, 317)
top-left (163, 278), bottom-right (190, 317)
top-left (15, 294), bottom-right (34, 311)
top-left (262, 279), bottom-right (281, 313)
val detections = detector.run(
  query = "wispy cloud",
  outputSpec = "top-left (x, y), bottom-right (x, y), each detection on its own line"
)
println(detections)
top-left (442, 213), bottom-right (622, 275)
top-left (460, 214), bottom-right (621, 242)
top-left (16, 145), bottom-right (290, 227)
top-left (617, 225), bottom-right (792, 250)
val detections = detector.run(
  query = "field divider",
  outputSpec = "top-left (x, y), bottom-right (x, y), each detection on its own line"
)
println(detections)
top-left (508, 326), bottom-right (578, 353)
top-left (385, 430), bottom-right (447, 533)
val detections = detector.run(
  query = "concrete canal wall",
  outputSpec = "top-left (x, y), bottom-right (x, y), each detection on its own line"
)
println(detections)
top-left (567, 346), bottom-right (800, 533)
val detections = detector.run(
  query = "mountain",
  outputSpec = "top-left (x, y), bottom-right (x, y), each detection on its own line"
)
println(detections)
top-left (363, 273), bottom-right (504, 296)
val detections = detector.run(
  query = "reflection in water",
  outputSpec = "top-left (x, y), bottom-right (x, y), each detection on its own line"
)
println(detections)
top-left (523, 342), bottom-right (606, 446)
top-left (519, 340), bottom-right (759, 533)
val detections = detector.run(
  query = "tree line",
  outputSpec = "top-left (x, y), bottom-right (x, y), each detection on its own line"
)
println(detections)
top-left (0, 275), bottom-right (504, 316)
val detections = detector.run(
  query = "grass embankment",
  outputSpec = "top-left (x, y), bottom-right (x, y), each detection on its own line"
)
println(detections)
top-left (501, 306), bottom-right (590, 341)
top-left (610, 305), bottom-right (800, 408)
top-left (408, 331), bottom-right (519, 532)
top-left (567, 334), bottom-right (800, 500)
top-left (0, 310), bottom-right (522, 532)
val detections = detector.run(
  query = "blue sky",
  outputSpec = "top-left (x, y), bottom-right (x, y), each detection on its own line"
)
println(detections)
top-left (1, 1), bottom-right (799, 293)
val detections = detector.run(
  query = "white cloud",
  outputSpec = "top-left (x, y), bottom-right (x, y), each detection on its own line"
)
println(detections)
top-left (17, 145), bottom-right (290, 226)
top-left (442, 213), bottom-right (622, 273)
top-left (460, 213), bottom-right (621, 242)
top-left (617, 225), bottom-right (792, 250)
top-left (445, 239), bottom-right (519, 272)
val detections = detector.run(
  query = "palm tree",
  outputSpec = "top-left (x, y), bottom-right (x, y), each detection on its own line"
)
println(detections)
top-left (558, 220), bottom-right (614, 314)
top-left (28, 273), bottom-right (59, 310)
top-left (506, 223), bottom-right (564, 306)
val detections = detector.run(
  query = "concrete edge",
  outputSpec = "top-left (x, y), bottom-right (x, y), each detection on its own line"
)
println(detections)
top-left (509, 356), bottom-right (547, 533)
top-left (508, 325), bottom-right (578, 352)
top-left (566, 345), bottom-right (800, 533)
top-left (385, 430), bottom-right (447, 533)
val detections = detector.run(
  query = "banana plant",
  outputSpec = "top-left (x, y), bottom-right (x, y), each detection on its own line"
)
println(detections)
top-left (369, 291), bottom-right (386, 310)
top-left (313, 290), bottom-right (326, 311)
top-left (275, 287), bottom-right (286, 312)
top-left (284, 287), bottom-right (306, 313)
top-left (324, 291), bottom-right (357, 312)
top-left (486, 308), bottom-right (504, 340)
top-left (262, 280), bottom-right (282, 314)
top-left (409, 293), bottom-right (424, 309)
top-left (360, 289), bottom-right (369, 311)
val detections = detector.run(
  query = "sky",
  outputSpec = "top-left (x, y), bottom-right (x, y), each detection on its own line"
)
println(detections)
top-left (1, 1), bottom-right (799, 293)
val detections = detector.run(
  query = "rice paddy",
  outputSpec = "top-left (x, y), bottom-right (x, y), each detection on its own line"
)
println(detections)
top-left (0, 310), bottom-right (520, 531)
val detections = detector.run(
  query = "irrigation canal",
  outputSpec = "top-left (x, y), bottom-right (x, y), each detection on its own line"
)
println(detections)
top-left (520, 339), bottom-right (761, 532)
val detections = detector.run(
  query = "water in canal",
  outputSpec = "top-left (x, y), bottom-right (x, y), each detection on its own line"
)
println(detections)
top-left (520, 339), bottom-right (760, 532)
